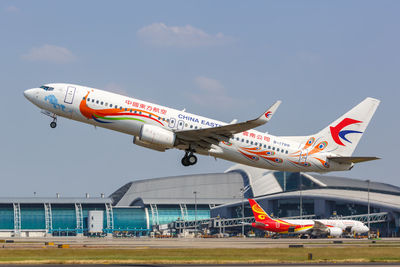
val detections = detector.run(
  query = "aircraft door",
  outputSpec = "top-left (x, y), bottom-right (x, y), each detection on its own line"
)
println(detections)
top-left (299, 150), bottom-right (308, 163)
top-left (64, 86), bottom-right (76, 104)
top-left (168, 118), bottom-right (176, 128)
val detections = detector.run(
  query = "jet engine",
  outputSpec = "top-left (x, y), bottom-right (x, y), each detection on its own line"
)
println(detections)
top-left (328, 227), bottom-right (343, 237)
top-left (350, 225), bottom-right (369, 234)
top-left (133, 124), bottom-right (176, 151)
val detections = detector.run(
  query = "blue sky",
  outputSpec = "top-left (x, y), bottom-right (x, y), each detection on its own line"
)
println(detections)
top-left (1, 1), bottom-right (399, 197)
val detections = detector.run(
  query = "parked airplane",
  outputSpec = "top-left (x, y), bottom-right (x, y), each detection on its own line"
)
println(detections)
top-left (24, 83), bottom-right (380, 172)
top-left (248, 198), bottom-right (369, 237)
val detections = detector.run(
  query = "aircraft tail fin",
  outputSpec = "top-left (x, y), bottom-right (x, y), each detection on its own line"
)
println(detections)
top-left (248, 198), bottom-right (274, 223)
top-left (286, 97), bottom-right (380, 157)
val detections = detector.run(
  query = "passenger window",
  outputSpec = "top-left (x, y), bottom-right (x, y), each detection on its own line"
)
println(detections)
top-left (101, 101), bottom-right (104, 105)
top-left (190, 125), bottom-right (193, 128)
top-left (241, 139), bottom-right (244, 142)
top-left (96, 100), bottom-right (99, 104)
top-left (286, 150), bottom-right (289, 154)
top-left (83, 97), bottom-right (86, 100)
top-left (272, 147), bottom-right (275, 150)
top-left (250, 141), bottom-right (253, 145)
top-left (264, 145), bottom-right (266, 148)
top-left (110, 104), bottom-right (112, 107)
top-left (92, 99), bottom-right (94, 103)
top-left (139, 111), bottom-right (142, 114)
top-left (119, 107), bottom-right (122, 110)
top-left (246, 140), bottom-right (249, 144)
top-left (255, 142), bottom-right (258, 146)
top-left (125, 108), bottom-right (127, 111)
top-left (114, 105), bottom-right (118, 108)
top-left (268, 146), bottom-right (271, 149)
top-left (277, 148), bottom-right (280, 152)
top-left (105, 103), bottom-right (108, 106)
top-left (130, 109), bottom-right (133, 112)
top-left (149, 114), bottom-right (152, 117)
top-left (87, 98), bottom-right (90, 101)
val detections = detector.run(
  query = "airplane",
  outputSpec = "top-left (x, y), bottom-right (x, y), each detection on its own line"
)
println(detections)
top-left (248, 198), bottom-right (369, 238)
top-left (24, 83), bottom-right (380, 172)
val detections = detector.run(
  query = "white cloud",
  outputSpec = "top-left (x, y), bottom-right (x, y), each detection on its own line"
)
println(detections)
top-left (137, 23), bottom-right (233, 47)
top-left (188, 76), bottom-right (237, 108)
top-left (194, 76), bottom-right (225, 93)
top-left (5, 6), bottom-right (19, 13)
top-left (21, 44), bottom-right (76, 63)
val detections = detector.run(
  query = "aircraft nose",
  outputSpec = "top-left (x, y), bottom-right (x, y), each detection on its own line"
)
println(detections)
top-left (24, 88), bottom-right (38, 102)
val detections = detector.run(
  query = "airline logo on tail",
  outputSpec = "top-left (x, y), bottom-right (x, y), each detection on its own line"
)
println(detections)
top-left (249, 198), bottom-right (271, 222)
top-left (265, 111), bottom-right (272, 118)
top-left (330, 118), bottom-right (363, 146)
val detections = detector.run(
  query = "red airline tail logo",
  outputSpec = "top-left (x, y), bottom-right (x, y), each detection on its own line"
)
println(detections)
top-left (248, 198), bottom-right (273, 222)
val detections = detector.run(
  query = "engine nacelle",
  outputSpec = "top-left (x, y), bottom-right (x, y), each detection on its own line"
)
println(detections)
top-left (351, 225), bottom-right (369, 234)
top-left (139, 124), bottom-right (176, 148)
top-left (133, 136), bottom-right (167, 152)
top-left (328, 227), bottom-right (343, 237)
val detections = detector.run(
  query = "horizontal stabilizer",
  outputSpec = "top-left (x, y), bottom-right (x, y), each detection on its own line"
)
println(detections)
top-left (328, 156), bottom-right (380, 164)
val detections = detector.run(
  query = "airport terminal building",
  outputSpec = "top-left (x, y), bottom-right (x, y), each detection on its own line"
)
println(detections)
top-left (0, 165), bottom-right (399, 237)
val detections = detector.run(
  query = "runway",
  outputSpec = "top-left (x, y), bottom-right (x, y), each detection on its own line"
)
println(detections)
top-left (0, 264), bottom-right (399, 267)
top-left (2, 237), bottom-right (400, 249)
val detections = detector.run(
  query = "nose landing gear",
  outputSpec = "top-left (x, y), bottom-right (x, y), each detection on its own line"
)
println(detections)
top-left (181, 150), bottom-right (197, 166)
top-left (50, 117), bottom-right (57, 128)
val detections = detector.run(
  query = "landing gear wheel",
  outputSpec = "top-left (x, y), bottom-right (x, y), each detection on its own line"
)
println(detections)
top-left (181, 157), bottom-right (190, 167)
top-left (188, 154), bottom-right (197, 165)
top-left (50, 121), bottom-right (57, 128)
top-left (181, 150), bottom-right (198, 167)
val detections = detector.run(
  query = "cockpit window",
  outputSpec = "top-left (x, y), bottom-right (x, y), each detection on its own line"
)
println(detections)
top-left (40, 86), bottom-right (54, 91)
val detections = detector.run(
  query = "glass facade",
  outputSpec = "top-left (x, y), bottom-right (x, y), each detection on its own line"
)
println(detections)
top-left (0, 204), bottom-right (13, 229)
top-left (52, 205), bottom-right (76, 230)
top-left (274, 172), bottom-right (321, 191)
top-left (149, 205), bottom-right (210, 225)
top-left (113, 208), bottom-right (147, 230)
top-left (274, 198), bottom-right (314, 217)
top-left (20, 204), bottom-right (45, 229)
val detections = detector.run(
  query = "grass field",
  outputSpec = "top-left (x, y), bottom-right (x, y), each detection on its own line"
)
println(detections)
top-left (0, 247), bottom-right (400, 264)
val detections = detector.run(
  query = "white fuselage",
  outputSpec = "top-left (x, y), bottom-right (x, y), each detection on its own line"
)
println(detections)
top-left (24, 83), bottom-right (353, 172)
top-left (284, 219), bottom-right (369, 234)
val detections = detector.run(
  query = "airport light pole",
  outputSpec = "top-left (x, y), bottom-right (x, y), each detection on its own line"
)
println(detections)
top-left (193, 191), bottom-right (198, 234)
top-left (299, 174), bottom-right (303, 219)
top-left (366, 179), bottom-right (370, 237)
top-left (283, 171), bottom-right (286, 192)
top-left (240, 185), bottom-right (250, 237)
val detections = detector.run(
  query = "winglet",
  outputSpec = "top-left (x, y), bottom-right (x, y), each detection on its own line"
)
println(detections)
top-left (254, 100), bottom-right (282, 125)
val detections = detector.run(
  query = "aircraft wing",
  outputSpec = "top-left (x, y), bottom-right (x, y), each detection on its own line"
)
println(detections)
top-left (307, 220), bottom-right (329, 236)
top-left (175, 101), bottom-right (281, 149)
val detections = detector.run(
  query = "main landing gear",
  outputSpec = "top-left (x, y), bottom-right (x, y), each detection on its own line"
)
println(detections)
top-left (181, 150), bottom-right (197, 167)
